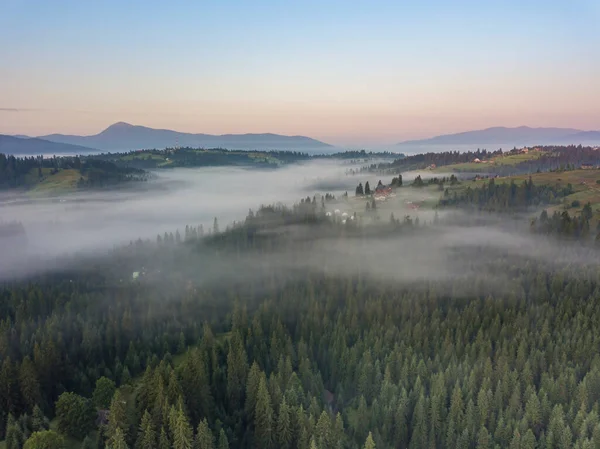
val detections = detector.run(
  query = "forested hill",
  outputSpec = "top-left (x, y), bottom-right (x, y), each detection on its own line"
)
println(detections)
top-left (3, 190), bottom-right (600, 449)
top-left (0, 153), bottom-right (148, 193)
top-left (89, 148), bottom-right (403, 170)
top-left (372, 145), bottom-right (600, 176)
top-left (0, 149), bottom-right (400, 193)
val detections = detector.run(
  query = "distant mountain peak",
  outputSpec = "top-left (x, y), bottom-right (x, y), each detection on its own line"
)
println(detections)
top-left (108, 121), bottom-right (133, 128)
top-left (102, 122), bottom-right (134, 133)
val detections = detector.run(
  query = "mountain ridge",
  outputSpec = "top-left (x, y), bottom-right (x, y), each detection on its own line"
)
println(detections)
top-left (397, 126), bottom-right (600, 146)
top-left (0, 135), bottom-right (98, 155)
top-left (36, 122), bottom-right (335, 153)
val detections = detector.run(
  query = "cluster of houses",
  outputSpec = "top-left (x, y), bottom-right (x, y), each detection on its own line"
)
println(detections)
top-left (374, 183), bottom-right (393, 200)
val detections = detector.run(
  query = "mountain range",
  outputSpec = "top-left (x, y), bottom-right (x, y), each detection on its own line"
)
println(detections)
top-left (3, 124), bottom-right (600, 156)
top-left (36, 122), bottom-right (335, 153)
top-left (397, 126), bottom-right (600, 147)
top-left (0, 135), bottom-right (97, 156)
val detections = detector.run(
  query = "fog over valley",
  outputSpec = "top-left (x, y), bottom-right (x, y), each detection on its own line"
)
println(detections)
top-left (2, 3), bottom-right (600, 446)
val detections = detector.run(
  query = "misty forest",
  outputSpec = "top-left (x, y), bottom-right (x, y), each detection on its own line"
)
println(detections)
top-left (3, 144), bottom-right (600, 449)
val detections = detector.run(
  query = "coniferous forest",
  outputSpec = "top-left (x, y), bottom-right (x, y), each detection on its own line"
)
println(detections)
top-left (2, 169), bottom-right (600, 449)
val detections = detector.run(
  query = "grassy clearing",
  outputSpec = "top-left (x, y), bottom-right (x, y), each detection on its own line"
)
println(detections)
top-left (28, 169), bottom-right (83, 196)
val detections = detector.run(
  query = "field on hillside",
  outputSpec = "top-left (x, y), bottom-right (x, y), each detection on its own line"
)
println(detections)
top-left (432, 151), bottom-right (543, 172)
top-left (451, 169), bottom-right (600, 218)
top-left (30, 169), bottom-right (82, 194)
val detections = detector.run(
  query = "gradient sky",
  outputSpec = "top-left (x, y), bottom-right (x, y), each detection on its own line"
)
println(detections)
top-left (1, 0), bottom-right (599, 145)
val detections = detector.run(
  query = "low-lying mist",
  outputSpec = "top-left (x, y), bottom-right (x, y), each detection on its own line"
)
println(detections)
top-left (1, 159), bottom-right (595, 291)
top-left (0, 161), bottom-right (369, 274)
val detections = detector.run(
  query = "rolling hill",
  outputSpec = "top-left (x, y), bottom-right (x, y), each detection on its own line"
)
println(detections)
top-left (0, 135), bottom-right (98, 156)
top-left (37, 122), bottom-right (335, 153)
top-left (397, 126), bottom-right (600, 147)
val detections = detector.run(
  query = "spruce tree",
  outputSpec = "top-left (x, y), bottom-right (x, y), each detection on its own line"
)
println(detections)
top-left (158, 427), bottom-right (170, 449)
top-left (276, 397), bottom-right (292, 449)
top-left (172, 405), bottom-right (193, 449)
top-left (19, 357), bottom-right (42, 412)
top-left (254, 376), bottom-right (274, 449)
top-left (105, 390), bottom-right (127, 441)
top-left (363, 432), bottom-right (376, 449)
top-left (31, 405), bottom-right (49, 432)
top-left (137, 410), bottom-right (156, 449)
top-left (108, 427), bottom-right (129, 449)
top-left (226, 332), bottom-right (247, 410)
top-left (245, 362), bottom-right (261, 421)
top-left (315, 410), bottom-right (332, 449)
top-left (194, 418), bottom-right (214, 449)
top-left (217, 429), bottom-right (229, 449)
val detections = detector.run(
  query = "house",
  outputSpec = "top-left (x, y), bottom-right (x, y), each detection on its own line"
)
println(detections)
top-left (473, 158), bottom-right (481, 163)
top-left (374, 184), bottom-right (393, 200)
top-left (581, 164), bottom-right (596, 170)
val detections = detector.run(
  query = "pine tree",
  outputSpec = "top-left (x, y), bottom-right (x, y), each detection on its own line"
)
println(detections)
top-left (245, 362), bottom-right (261, 421)
top-left (276, 397), bottom-right (292, 449)
top-left (476, 426), bottom-right (490, 449)
top-left (363, 432), bottom-right (376, 449)
top-left (6, 414), bottom-right (24, 449)
top-left (19, 357), bottom-right (42, 412)
top-left (137, 410), bottom-right (156, 449)
top-left (31, 405), bottom-right (49, 432)
top-left (194, 418), bottom-right (214, 449)
top-left (456, 429), bottom-right (469, 449)
top-left (108, 427), bottom-right (129, 449)
top-left (409, 394), bottom-right (428, 449)
top-left (158, 427), bottom-right (170, 449)
top-left (521, 429), bottom-right (536, 449)
top-left (105, 390), bottom-right (127, 441)
top-left (509, 428), bottom-right (520, 449)
top-left (315, 410), bottom-right (332, 449)
top-left (525, 391), bottom-right (542, 436)
top-left (226, 332), bottom-right (247, 410)
top-left (254, 376), bottom-right (274, 449)
top-left (167, 370), bottom-right (183, 405)
top-left (217, 429), bottom-right (229, 449)
top-left (172, 405), bottom-right (193, 449)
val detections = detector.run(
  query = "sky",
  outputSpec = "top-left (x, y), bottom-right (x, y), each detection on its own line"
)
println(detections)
top-left (1, 0), bottom-right (599, 146)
